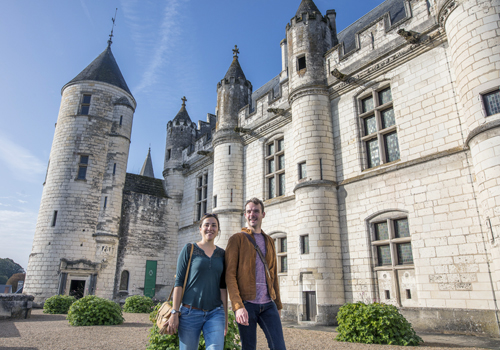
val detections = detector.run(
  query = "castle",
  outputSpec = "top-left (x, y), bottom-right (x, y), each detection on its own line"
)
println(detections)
top-left (24, 0), bottom-right (500, 336)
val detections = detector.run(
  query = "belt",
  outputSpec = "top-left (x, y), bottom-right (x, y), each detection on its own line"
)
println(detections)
top-left (183, 304), bottom-right (209, 312)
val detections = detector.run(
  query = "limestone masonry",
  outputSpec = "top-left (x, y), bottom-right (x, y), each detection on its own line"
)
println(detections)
top-left (24, 0), bottom-right (500, 336)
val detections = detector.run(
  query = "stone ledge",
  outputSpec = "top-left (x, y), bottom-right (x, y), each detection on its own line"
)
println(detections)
top-left (0, 294), bottom-right (34, 319)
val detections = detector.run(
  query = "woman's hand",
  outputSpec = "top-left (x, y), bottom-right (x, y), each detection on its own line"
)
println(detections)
top-left (224, 320), bottom-right (228, 336)
top-left (166, 314), bottom-right (179, 335)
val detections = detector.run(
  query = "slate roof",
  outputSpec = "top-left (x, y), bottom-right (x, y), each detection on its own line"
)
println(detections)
top-left (250, 75), bottom-right (280, 112)
top-left (224, 57), bottom-right (247, 81)
top-left (66, 45), bottom-right (132, 95)
top-left (139, 148), bottom-right (155, 178)
top-left (337, 0), bottom-right (409, 55)
top-left (173, 104), bottom-right (192, 124)
top-left (124, 173), bottom-right (167, 198)
top-left (296, 0), bottom-right (320, 16)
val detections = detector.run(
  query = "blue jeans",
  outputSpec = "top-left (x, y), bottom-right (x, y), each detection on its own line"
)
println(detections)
top-left (178, 305), bottom-right (225, 350)
top-left (238, 301), bottom-right (286, 350)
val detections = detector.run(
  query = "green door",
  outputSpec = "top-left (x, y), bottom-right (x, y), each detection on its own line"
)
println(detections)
top-left (144, 260), bottom-right (157, 298)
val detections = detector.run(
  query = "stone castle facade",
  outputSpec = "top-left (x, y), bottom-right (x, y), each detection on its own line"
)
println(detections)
top-left (24, 0), bottom-right (500, 336)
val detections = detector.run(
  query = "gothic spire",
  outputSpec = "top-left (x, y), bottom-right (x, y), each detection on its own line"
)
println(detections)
top-left (296, 0), bottom-right (320, 17)
top-left (140, 148), bottom-right (155, 178)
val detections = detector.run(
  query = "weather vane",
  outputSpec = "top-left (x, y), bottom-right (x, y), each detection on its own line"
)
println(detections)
top-left (108, 8), bottom-right (118, 47)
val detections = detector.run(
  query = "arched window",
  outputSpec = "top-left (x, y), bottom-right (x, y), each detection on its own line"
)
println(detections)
top-left (119, 270), bottom-right (129, 291)
top-left (366, 210), bottom-right (416, 307)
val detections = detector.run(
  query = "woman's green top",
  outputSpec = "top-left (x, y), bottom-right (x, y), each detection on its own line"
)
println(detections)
top-left (175, 243), bottom-right (226, 311)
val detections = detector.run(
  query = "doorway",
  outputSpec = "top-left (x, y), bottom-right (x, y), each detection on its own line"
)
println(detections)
top-left (303, 291), bottom-right (317, 321)
top-left (69, 280), bottom-right (85, 299)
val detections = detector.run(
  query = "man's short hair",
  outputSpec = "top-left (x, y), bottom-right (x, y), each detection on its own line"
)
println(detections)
top-left (245, 197), bottom-right (265, 213)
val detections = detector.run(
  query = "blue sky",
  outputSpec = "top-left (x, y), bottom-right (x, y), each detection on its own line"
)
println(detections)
top-left (0, 0), bottom-right (386, 270)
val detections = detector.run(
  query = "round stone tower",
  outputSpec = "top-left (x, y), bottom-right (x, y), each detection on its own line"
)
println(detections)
top-left (212, 47), bottom-right (252, 245)
top-left (24, 43), bottom-right (136, 302)
top-left (286, 0), bottom-right (345, 323)
top-left (163, 97), bottom-right (197, 200)
top-left (438, 0), bottom-right (500, 290)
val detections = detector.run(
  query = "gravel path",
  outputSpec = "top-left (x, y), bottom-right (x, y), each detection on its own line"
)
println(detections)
top-left (0, 310), bottom-right (495, 350)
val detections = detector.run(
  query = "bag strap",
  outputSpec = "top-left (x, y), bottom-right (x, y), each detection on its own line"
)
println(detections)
top-left (167, 243), bottom-right (194, 302)
top-left (243, 232), bottom-right (272, 281)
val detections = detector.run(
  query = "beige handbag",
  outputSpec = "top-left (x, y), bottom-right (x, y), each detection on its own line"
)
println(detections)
top-left (156, 243), bottom-right (194, 335)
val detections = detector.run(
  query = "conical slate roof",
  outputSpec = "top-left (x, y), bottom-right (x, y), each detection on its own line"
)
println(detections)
top-left (296, 0), bottom-right (320, 16)
top-left (140, 148), bottom-right (155, 178)
top-left (224, 56), bottom-right (246, 81)
top-left (66, 45), bottom-right (132, 95)
top-left (173, 97), bottom-right (192, 124)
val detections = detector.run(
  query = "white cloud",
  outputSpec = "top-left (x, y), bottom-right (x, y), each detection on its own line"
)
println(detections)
top-left (121, 0), bottom-right (184, 93)
top-left (0, 132), bottom-right (46, 182)
top-left (0, 210), bottom-right (38, 270)
top-left (18, 200), bottom-right (28, 204)
top-left (79, 0), bottom-right (94, 26)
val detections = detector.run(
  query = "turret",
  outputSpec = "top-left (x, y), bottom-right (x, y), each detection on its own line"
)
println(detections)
top-left (215, 46), bottom-right (252, 131)
top-left (212, 47), bottom-right (251, 246)
top-left (438, 0), bottom-right (500, 291)
top-left (24, 42), bottom-right (136, 302)
top-left (163, 97), bottom-right (196, 198)
top-left (285, 0), bottom-right (345, 324)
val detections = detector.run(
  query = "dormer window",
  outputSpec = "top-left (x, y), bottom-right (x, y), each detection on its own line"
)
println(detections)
top-left (80, 94), bottom-right (91, 115)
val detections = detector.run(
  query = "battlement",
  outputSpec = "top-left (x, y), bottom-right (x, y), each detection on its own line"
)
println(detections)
top-left (286, 11), bottom-right (327, 31)
top-left (217, 76), bottom-right (252, 89)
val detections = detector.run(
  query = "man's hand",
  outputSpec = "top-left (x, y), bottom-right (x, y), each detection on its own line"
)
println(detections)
top-left (235, 307), bottom-right (249, 326)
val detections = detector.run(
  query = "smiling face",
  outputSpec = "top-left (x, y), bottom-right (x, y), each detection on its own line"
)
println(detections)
top-left (199, 216), bottom-right (219, 243)
top-left (244, 201), bottom-right (265, 233)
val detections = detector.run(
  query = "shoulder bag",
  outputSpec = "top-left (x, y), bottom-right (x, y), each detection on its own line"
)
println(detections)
top-left (156, 243), bottom-right (194, 335)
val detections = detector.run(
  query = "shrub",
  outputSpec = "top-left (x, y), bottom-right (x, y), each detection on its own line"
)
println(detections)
top-left (43, 295), bottom-right (76, 314)
top-left (336, 302), bottom-right (423, 346)
top-left (123, 295), bottom-right (154, 313)
top-left (147, 304), bottom-right (241, 350)
top-left (67, 295), bottom-right (124, 326)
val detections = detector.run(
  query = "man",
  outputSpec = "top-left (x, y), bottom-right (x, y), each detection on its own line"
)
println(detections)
top-left (225, 197), bottom-right (286, 350)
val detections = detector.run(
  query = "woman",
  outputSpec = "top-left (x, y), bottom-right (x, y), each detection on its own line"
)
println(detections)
top-left (166, 213), bottom-right (228, 350)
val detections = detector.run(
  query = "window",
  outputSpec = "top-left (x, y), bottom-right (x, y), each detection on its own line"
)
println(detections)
top-left (167, 149), bottom-right (171, 161)
top-left (77, 155), bottom-right (89, 180)
top-left (213, 195), bottom-right (217, 208)
top-left (483, 89), bottom-right (500, 116)
top-left (359, 87), bottom-right (400, 168)
top-left (276, 237), bottom-right (287, 273)
top-left (370, 212), bottom-right (416, 306)
top-left (51, 210), bottom-right (58, 227)
top-left (119, 115), bottom-right (123, 126)
top-left (372, 218), bottom-right (413, 266)
top-left (300, 235), bottom-right (309, 254)
top-left (103, 197), bottom-right (108, 209)
top-left (298, 162), bottom-right (307, 180)
top-left (196, 174), bottom-right (208, 221)
top-left (265, 138), bottom-right (285, 199)
top-left (298, 56), bottom-right (306, 70)
top-left (119, 270), bottom-right (129, 291)
top-left (113, 163), bottom-right (116, 175)
top-left (80, 94), bottom-right (91, 115)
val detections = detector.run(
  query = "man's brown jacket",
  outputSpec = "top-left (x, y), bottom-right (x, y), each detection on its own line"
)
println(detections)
top-left (225, 227), bottom-right (282, 312)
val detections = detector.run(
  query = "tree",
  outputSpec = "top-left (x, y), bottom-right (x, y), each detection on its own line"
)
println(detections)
top-left (0, 258), bottom-right (25, 280)
top-left (6, 273), bottom-right (26, 291)
top-left (0, 275), bottom-right (8, 284)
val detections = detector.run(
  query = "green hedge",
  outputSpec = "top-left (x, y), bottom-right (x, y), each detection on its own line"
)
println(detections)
top-left (123, 295), bottom-right (154, 313)
top-left (43, 295), bottom-right (76, 314)
top-left (336, 302), bottom-right (423, 346)
top-left (67, 295), bottom-right (124, 326)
